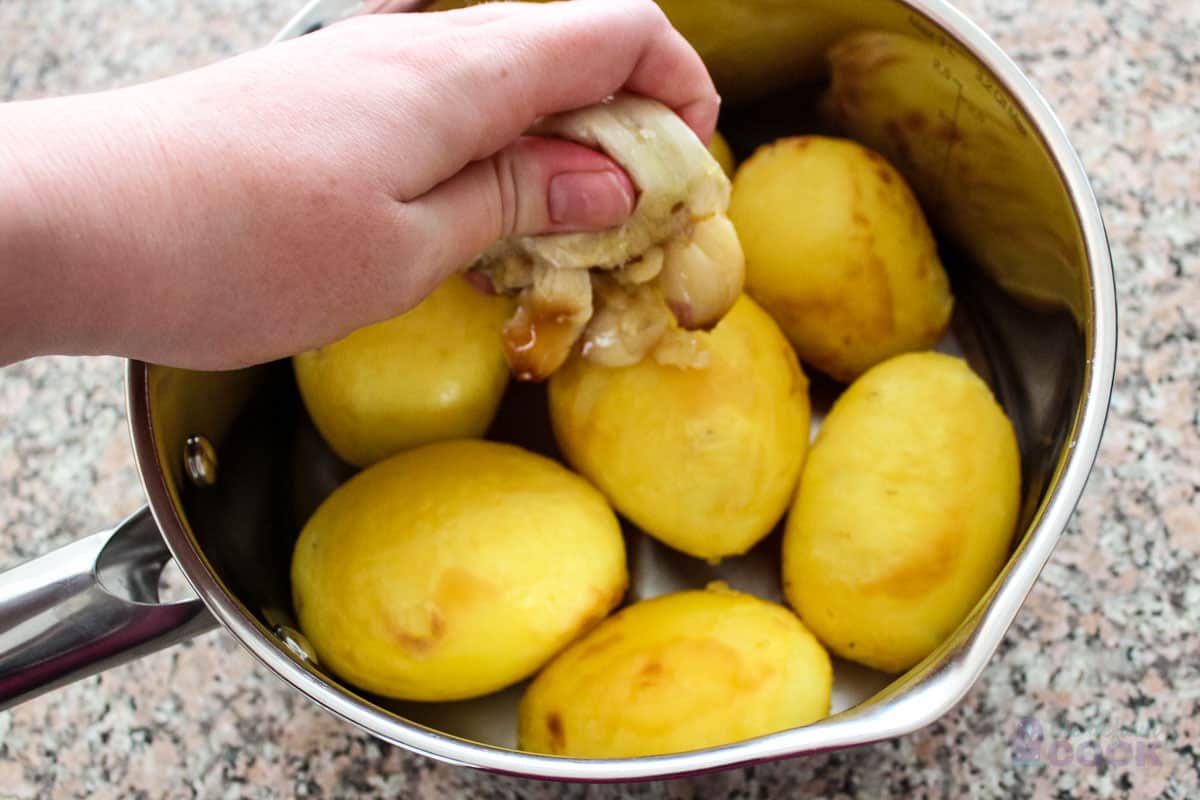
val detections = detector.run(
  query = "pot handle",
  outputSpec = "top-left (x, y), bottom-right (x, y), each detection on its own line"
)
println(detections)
top-left (0, 506), bottom-right (218, 710)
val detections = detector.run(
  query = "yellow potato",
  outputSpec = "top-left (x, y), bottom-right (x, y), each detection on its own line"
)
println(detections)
top-left (518, 584), bottom-right (832, 758)
top-left (782, 352), bottom-right (1021, 673)
top-left (291, 439), bottom-right (627, 701)
top-left (709, 129), bottom-right (736, 177)
top-left (292, 275), bottom-right (513, 467)
top-left (728, 136), bottom-right (954, 382)
top-left (548, 295), bottom-right (811, 561)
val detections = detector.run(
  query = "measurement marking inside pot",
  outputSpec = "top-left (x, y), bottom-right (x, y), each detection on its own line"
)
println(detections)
top-left (934, 77), bottom-right (964, 215)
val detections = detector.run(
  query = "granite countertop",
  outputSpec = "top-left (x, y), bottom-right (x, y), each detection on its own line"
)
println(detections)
top-left (0, 0), bottom-right (1196, 797)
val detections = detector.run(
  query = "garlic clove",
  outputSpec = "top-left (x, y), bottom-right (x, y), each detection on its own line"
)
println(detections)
top-left (613, 247), bottom-right (665, 286)
top-left (659, 215), bottom-right (746, 330)
top-left (581, 280), bottom-right (672, 368)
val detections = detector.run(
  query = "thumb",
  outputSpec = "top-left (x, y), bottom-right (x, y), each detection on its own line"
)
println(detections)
top-left (405, 136), bottom-right (636, 275)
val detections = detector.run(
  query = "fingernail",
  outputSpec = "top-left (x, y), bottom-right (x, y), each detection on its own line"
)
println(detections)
top-left (548, 170), bottom-right (634, 228)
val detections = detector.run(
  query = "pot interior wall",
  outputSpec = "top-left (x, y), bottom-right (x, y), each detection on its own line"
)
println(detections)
top-left (148, 0), bottom-right (1090, 752)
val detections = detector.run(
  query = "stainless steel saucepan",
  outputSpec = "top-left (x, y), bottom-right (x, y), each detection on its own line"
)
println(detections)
top-left (0, 0), bottom-right (1116, 781)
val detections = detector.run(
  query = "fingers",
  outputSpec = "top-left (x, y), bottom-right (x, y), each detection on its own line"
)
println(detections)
top-left (378, 0), bottom-right (719, 199)
top-left (497, 0), bottom-right (719, 141)
top-left (618, 19), bottom-right (722, 142)
top-left (401, 135), bottom-right (636, 276)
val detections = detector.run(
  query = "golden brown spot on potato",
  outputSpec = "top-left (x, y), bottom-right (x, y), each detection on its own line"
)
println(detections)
top-left (635, 659), bottom-right (665, 687)
top-left (865, 254), bottom-right (897, 336)
top-left (545, 712), bottom-right (566, 753)
top-left (852, 211), bottom-right (871, 227)
top-left (382, 569), bottom-right (499, 655)
top-left (435, 568), bottom-right (498, 615)
top-left (388, 608), bottom-right (446, 655)
top-left (876, 168), bottom-right (894, 185)
top-left (903, 111), bottom-right (927, 131)
top-left (859, 520), bottom-right (965, 599)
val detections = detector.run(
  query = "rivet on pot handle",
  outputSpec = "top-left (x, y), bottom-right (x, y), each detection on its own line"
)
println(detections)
top-left (0, 507), bottom-right (218, 710)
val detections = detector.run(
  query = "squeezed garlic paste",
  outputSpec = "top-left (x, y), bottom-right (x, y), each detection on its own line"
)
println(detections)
top-left (465, 94), bottom-right (745, 381)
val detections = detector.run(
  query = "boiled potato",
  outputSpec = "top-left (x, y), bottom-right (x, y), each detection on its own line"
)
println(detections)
top-left (293, 274), bottom-right (513, 467)
top-left (518, 584), bottom-right (832, 757)
top-left (709, 129), bottom-right (736, 177)
top-left (782, 352), bottom-right (1021, 673)
top-left (728, 136), bottom-right (954, 382)
top-left (291, 439), bottom-right (627, 701)
top-left (548, 295), bottom-right (811, 561)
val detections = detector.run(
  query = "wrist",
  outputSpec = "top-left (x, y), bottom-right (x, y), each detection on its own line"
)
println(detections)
top-left (0, 90), bottom-right (169, 365)
top-left (0, 100), bottom-right (66, 364)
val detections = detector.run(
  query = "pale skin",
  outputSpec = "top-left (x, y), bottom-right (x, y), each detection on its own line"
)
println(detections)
top-left (0, 0), bottom-right (719, 370)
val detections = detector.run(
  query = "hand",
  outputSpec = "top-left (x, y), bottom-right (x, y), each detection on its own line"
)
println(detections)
top-left (0, 0), bottom-right (718, 369)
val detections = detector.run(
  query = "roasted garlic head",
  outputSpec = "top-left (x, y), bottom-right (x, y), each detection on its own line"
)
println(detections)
top-left (466, 94), bottom-right (745, 381)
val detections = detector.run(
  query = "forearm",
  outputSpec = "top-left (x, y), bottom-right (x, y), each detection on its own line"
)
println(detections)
top-left (0, 90), bottom-right (165, 366)
top-left (0, 1), bottom-right (719, 371)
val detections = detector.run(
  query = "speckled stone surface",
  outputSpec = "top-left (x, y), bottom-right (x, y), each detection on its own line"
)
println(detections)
top-left (1, 0), bottom-right (1196, 797)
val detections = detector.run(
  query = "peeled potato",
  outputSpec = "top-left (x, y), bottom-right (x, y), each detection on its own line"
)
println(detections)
top-left (709, 129), bottom-right (736, 177)
top-left (782, 352), bottom-right (1021, 673)
top-left (729, 136), bottom-right (954, 382)
top-left (291, 439), bottom-right (627, 701)
top-left (518, 584), bottom-right (832, 758)
top-left (292, 275), bottom-right (513, 467)
top-left (548, 295), bottom-right (811, 561)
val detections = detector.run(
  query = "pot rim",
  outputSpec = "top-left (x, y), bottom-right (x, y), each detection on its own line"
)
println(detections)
top-left (127, 0), bottom-right (1117, 781)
